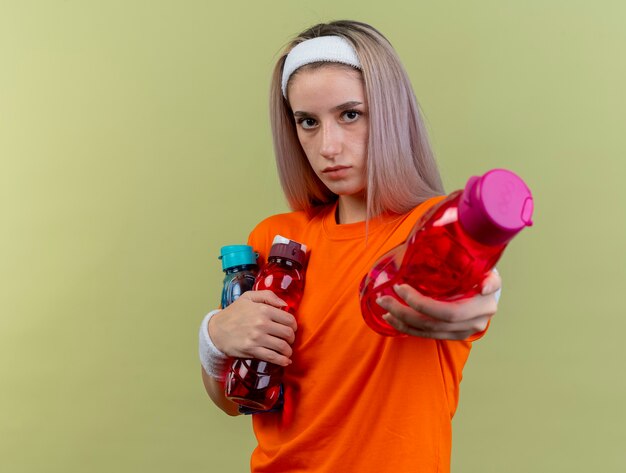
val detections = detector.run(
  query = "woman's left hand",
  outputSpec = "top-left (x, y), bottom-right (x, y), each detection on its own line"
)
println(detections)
top-left (377, 270), bottom-right (501, 340)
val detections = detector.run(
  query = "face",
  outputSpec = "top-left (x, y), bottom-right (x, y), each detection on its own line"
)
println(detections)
top-left (287, 65), bottom-right (369, 199)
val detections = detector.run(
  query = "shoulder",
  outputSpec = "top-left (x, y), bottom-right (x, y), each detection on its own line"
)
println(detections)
top-left (404, 195), bottom-right (447, 224)
top-left (381, 195), bottom-right (447, 240)
top-left (249, 209), bottom-right (312, 241)
top-left (247, 206), bottom-right (330, 257)
top-left (253, 210), bottom-right (312, 232)
top-left (415, 194), bottom-right (447, 213)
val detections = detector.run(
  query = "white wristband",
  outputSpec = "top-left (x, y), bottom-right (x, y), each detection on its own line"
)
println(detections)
top-left (199, 309), bottom-right (229, 380)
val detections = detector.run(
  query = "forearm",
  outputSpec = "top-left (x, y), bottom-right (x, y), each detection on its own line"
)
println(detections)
top-left (198, 293), bottom-right (297, 415)
top-left (199, 310), bottom-right (241, 416)
top-left (200, 367), bottom-right (241, 416)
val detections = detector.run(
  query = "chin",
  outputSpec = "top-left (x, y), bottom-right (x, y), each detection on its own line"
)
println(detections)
top-left (318, 177), bottom-right (366, 198)
top-left (330, 187), bottom-right (366, 199)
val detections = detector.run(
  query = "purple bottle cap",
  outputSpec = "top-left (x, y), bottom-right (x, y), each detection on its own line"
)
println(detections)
top-left (458, 169), bottom-right (534, 246)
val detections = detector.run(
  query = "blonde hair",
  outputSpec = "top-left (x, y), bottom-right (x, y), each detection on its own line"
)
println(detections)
top-left (269, 20), bottom-right (444, 218)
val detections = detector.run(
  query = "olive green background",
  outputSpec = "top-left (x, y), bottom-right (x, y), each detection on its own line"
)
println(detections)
top-left (1, 1), bottom-right (624, 472)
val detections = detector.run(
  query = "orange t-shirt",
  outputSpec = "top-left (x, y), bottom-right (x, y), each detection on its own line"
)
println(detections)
top-left (247, 197), bottom-right (481, 472)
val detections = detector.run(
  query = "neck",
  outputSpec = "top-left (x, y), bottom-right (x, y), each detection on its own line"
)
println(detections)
top-left (336, 195), bottom-right (367, 224)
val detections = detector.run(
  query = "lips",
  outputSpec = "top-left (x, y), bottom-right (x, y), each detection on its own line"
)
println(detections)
top-left (322, 165), bottom-right (350, 173)
top-left (321, 165), bottom-right (351, 180)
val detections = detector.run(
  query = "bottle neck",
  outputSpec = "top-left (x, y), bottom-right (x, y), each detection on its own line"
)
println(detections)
top-left (268, 256), bottom-right (302, 270)
top-left (224, 264), bottom-right (258, 274)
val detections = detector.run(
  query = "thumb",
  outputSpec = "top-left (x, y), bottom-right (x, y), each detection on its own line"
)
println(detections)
top-left (481, 268), bottom-right (502, 296)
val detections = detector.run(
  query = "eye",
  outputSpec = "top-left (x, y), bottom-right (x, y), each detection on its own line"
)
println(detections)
top-left (342, 110), bottom-right (361, 123)
top-left (297, 117), bottom-right (318, 130)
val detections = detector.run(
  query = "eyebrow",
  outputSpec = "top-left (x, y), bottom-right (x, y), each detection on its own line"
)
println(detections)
top-left (293, 101), bottom-right (363, 117)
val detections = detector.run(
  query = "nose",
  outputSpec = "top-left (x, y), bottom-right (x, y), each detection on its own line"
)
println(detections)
top-left (319, 122), bottom-right (342, 159)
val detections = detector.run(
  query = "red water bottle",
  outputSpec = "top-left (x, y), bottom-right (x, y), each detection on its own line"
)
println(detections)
top-left (360, 168), bottom-right (534, 336)
top-left (225, 235), bottom-right (307, 411)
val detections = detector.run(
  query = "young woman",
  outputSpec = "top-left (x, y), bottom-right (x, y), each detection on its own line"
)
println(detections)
top-left (200, 20), bottom-right (501, 472)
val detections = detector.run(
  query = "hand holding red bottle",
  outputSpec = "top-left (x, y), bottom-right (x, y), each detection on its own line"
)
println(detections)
top-left (224, 235), bottom-right (307, 411)
top-left (209, 290), bottom-right (298, 368)
top-left (376, 269), bottom-right (501, 340)
top-left (360, 169), bottom-right (532, 337)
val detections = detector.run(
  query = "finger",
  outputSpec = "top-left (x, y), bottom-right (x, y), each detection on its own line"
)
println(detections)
top-left (241, 329), bottom-right (294, 359)
top-left (233, 307), bottom-right (296, 347)
top-left (260, 335), bottom-right (294, 359)
top-left (234, 293), bottom-right (298, 332)
top-left (265, 319), bottom-right (297, 345)
top-left (251, 306), bottom-right (297, 343)
top-left (379, 295), bottom-right (491, 334)
top-left (382, 313), bottom-right (487, 341)
top-left (390, 285), bottom-right (470, 322)
top-left (244, 290), bottom-right (288, 308)
top-left (264, 306), bottom-right (298, 333)
top-left (248, 346), bottom-right (293, 367)
top-left (481, 269), bottom-right (502, 296)
top-left (392, 284), bottom-right (499, 323)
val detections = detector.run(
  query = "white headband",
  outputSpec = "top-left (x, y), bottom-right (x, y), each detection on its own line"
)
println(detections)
top-left (281, 36), bottom-right (362, 98)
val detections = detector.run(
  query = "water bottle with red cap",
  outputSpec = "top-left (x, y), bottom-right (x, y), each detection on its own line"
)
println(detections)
top-left (225, 235), bottom-right (307, 411)
top-left (360, 168), bottom-right (534, 336)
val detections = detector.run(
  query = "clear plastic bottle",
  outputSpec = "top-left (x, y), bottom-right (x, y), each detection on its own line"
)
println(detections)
top-left (360, 168), bottom-right (534, 336)
top-left (225, 235), bottom-right (307, 411)
top-left (218, 245), bottom-right (258, 308)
